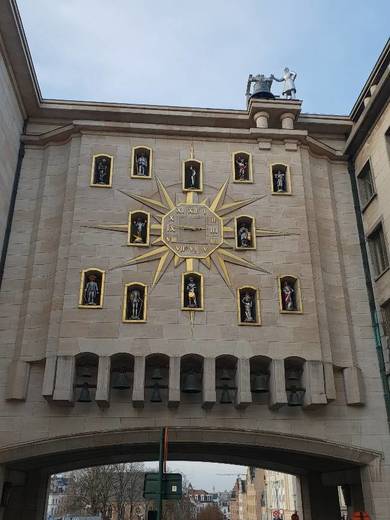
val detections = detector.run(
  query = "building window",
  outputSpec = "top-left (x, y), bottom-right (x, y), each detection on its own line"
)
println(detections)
top-left (368, 223), bottom-right (389, 277)
top-left (357, 161), bottom-right (375, 207)
top-left (381, 300), bottom-right (390, 336)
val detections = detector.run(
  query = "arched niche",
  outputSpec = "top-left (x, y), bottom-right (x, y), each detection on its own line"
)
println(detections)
top-left (215, 355), bottom-right (238, 405)
top-left (127, 210), bottom-right (150, 247)
top-left (250, 356), bottom-right (271, 403)
top-left (235, 215), bottom-right (256, 250)
top-left (232, 151), bottom-right (253, 183)
top-left (145, 354), bottom-right (169, 404)
top-left (79, 268), bottom-right (105, 308)
top-left (237, 286), bottom-right (261, 325)
top-left (270, 163), bottom-right (291, 194)
top-left (131, 146), bottom-right (153, 179)
top-left (284, 357), bottom-right (306, 407)
top-left (278, 275), bottom-right (303, 313)
top-left (122, 282), bottom-right (148, 322)
top-left (90, 154), bottom-right (113, 187)
top-left (75, 353), bottom-right (99, 403)
top-left (180, 354), bottom-right (203, 401)
top-left (182, 159), bottom-right (203, 192)
top-left (110, 353), bottom-right (134, 398)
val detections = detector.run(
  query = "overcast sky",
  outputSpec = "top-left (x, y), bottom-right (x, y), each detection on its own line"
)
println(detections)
top-left (149, 461), bottom-right (246, 492)
top-left (17, 0), bottom-right (389, 114)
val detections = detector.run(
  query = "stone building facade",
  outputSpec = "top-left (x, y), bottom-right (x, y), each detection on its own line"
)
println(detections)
top-left (0, 1), bottom-right (389, 519)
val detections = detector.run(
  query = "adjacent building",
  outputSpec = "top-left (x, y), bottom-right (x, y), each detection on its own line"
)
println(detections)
top-left (230, 468), bottom-right (302, 520)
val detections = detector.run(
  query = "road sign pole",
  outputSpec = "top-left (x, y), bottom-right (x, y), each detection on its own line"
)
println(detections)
top-left (157, 427), bottom-right (165, 520)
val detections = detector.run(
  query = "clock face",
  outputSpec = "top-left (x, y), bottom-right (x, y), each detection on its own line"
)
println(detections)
top-left (161, 203), bottom-right (223, 258)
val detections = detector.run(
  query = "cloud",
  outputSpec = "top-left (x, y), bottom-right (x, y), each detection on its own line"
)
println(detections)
top-left (17, 0), bottom-right (389, 113)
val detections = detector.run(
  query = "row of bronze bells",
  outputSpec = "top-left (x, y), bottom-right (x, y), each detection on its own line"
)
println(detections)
top-left (78, 367), bottom-right (300, 404)
top-left (286, 367), bottom-right (305, 406)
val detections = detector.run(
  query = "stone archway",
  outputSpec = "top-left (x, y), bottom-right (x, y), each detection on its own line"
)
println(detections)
top-left (0, 427), bottom-right (380, 520)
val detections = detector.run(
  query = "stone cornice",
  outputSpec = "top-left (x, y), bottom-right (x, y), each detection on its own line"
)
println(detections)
top-left (22, 120), bottom-right (347, 161)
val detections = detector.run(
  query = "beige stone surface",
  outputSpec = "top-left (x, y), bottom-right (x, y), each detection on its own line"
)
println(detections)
top-left (0, 48), bottom-right (24, 248)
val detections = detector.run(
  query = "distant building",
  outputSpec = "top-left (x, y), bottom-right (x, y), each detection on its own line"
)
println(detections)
top-left (187, 485), bottom-right (218, 512)
top-left (229, 468), bottom-right (302, 520)
top-left (46, 475), bottom-right (70, 519)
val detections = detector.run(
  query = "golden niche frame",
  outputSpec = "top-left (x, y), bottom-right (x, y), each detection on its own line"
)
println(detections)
top-left (131, 146), bottom-right (153, 179)
top-left (182, 159), bottom-right (203, 192)
top-left (90, 154), bottom-right (113, 188)
top-left (122, 282), bottom-right (148, 323)
top-left (237, 286), bottom-right (261, 326)
top-left (278, 275), bottom-right (303, 314)
top-left (181, 271), bottom-right (204, 311)
top-left (270, 163), bottom-right (292, 195)
top-left (79, 268), bottom-right (105, 308)
top-left (232, 151), bottom-right (253, 183)
top-left (235, 215), bottom-right (256, 250)
top-left (128, 210), bottom-right (150, 247)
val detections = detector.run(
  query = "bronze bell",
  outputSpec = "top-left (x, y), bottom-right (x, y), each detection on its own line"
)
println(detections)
top-left (286, 368), bottom-right (301, 381)
top-left (182, 371), bottom-right (201, 393)
top-left (220, 369), bottom-right (231, 381)
top-left (252, 373), bottom-right (269, 393)
top-left (112, 368), bottom-right (130, 390)
top-left (151, 368), bottom-right (163, 381)
top-left (79, 365), bottom-right (93, 378)
top-left (288, 387), bottom-right (305, 407)
top-left (78, 382), bottom-right (92, 403)
top-left (150, 383), bottom-right (162, 403)
top-left (220, 384), bottom-right (232, 404)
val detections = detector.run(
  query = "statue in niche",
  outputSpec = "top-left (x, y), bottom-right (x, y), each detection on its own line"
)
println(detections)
top-left (132, 215), bottom-right (147, 244)
top-left (236, 156), bottom-right (249, 181)
top-left (282, 280), bottom-right (296, 311)
top-left (241, 292), bottom-right (255, 322)
top-left (135, 150), bottom-right (149, 176)
top-left (184, 161), bottom-right (201, 191)
top-left (128, 288), bottom-right (144, 320)
top-left (237, 222), bottom-right (252, 248)
top-left (95, 156), bottom-right (110, 185)
top-left (271, 68), bottom-right (297, 99)
top-left (186, 277), bottom-right (198, 308)
top-left (84, 274), bottom-right (100, 305)
top-left (273, 168), bottom-right (287, 193)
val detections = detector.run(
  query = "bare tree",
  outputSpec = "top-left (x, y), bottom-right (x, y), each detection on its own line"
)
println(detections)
top-left (111, 462), bottom-right (144, 520)
top-left (58, 466), bottom-right (115, 520)
top-left (197, 505), bottom-right (224, 520)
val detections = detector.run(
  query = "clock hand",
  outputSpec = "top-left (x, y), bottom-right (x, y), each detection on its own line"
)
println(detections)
top-left (175, 225), bottom-right (205, 231)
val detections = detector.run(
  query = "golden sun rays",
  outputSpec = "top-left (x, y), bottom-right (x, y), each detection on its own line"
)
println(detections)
top-left (85, 177), bottom-right (295, 294)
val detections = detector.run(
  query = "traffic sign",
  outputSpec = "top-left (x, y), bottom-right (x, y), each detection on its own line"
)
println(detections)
top-left (143, 472), bottom-right (182, 500)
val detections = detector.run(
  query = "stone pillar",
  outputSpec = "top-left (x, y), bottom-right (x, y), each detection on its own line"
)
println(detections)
top-left (308, 473), bottom-right (341, 520)
top-left (52, 355), bottom-right (75, 404)
top-left (95, 356), bottom-right (111, 408)
top-left (280, 112), bottom-right (295, 129)
top-left (41, 355), bottom-right (57, 400)
top-left (5, 360), bottom-right (30, 400)
top-left (269, 359), bottom-right (287, 409)
top-left (0, 464), bottom-right (5, 520)
top-left (202, 357), bottom-right (216, 408)
top-left (323, 361), bottom-right (336, 401)
top-left (3, 469), bottom-right (47, 520)
top-left (253, 111), bottom-right (269, 128)
top-left (168, 356), bottom-right (181, 408)
top-left (132, 355), bottom-right (145, 408)
top-left (235, 358), bottom-right (252, 409)
top-left (343, 366), bottom-right (365, 405)
top-left (302, 360), bottom-right (327, 408)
